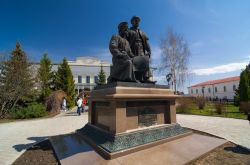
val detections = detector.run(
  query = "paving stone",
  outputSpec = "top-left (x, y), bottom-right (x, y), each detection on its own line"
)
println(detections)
top-left (177, 114), bottom-right (250, 150)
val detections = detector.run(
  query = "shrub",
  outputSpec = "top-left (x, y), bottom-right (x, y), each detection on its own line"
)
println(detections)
top-left (176, 97), bottom-right (194, 113)
top-left (239, 101), bottom-right (250, 115)
top-left (214, 102), bottom-right (225, 115)
top-left (195, 97), bottom-right (206, 109)
top-left (11, 103), bottom-right (47, 119)
top-left (45, 90), bottom-right (66, 116)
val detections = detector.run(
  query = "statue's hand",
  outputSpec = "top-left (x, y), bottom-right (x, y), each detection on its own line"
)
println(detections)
top-left (118, 52), bottom-right (129, 59)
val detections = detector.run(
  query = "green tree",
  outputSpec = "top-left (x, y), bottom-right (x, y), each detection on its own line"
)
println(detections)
top-left (98, 64), bottom-right (106, 85)
top-left (234, 88), bottom-right (240, 106)
top-left (0, 42), bottom-right (34, 118)
top-left (38, 53), bottom-right (53, 101)
top-left (239, 68), bottom-right (250, 102)
top-left (238, 64), bottom-right (250, 114)
top-left (55, 58), bottom-right (75, 107)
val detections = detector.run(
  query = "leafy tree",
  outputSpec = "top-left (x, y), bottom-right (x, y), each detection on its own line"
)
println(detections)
top-left (234, 88), bottom-right (240, 106)
top-left (159, 29), bottom-right (190, 93)
top-left (97, 64), bottom-right (106, 85)
top-left (239, 67), bottom-right (250, 102)
top-left (55, 58), bottom-right (75, 107)
top-left (38, 53), bottom-right (53, 101)
top-left (0, 42), bottom-right (34, 118)
top-left (238, 64), bottom-right (250, 114)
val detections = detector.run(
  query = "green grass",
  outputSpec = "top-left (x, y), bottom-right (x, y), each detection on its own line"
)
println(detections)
top-left (177, 103), bottom-right (247, 119)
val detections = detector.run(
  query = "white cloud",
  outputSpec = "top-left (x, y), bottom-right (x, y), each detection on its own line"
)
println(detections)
top-left (153, 75), bottom-right (166, 84)
top-left (91, 48), bottom-right (112, 63)
top-left (192, 62), bottom-right (248, 76)
top-left (151, 45), bottom-right (161, 60)
top-left (245, 55), bottom-right (250, 60)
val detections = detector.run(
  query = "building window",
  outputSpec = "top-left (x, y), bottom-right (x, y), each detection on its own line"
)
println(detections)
top-left (202, 87), bottom-right (204, 94)
top-left (191, 89), bottom-right (193, 94)
top-left (86, 76), bottom-right (90, 84)
top-left (94, 76), bottom-right (98, 84)
top-left (78, 76), bottom-right (82, 83)
top-left (208, 88), bottom-right (211, 93)
top-left (233, 85), bottom-right (236, 91)
top-left (215, 87), bottom-right (217, 93)
top-left (196, 89), bottom-right (198, 94)
top-left (224, 86), bottom-right (226, 92)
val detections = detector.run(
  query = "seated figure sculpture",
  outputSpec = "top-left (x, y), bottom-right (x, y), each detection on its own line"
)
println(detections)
top-left (128, 16), bottom-right (153, 83)
top-left (109, 22), bottom-right (136, 82)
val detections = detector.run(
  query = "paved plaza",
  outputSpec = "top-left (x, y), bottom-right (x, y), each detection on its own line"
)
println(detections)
top-left (177, 114), bottom-right (250, 150)
top-left (0, 112), bottom-right (249, 165)
top-left (0, 108), bottom-right (88, 165)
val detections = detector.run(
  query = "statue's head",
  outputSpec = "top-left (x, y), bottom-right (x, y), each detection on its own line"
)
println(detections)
top-left (131, 16), bottom-right (140, 28)
top-left (118, 22), bottom-right (129, 37)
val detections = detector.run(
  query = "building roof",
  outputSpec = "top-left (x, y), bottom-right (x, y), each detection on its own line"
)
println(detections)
top-left (189, 76), bottom-right (240, 88)
top-left (68, 56), bottom-right (110, 66)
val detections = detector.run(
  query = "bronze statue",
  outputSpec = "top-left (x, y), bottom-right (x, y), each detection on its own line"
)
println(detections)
top-left (128, 16), bottom-right (152, 83)
top-left (108, 22), bottom-right (136, 82)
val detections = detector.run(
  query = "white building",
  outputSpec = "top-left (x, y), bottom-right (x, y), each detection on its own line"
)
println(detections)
top-left (188, 76), bottom-right (240, 100)
top-left (33, 56), bottom-right (111, 94)
top-left (68, 57), bottom-right (111, 93)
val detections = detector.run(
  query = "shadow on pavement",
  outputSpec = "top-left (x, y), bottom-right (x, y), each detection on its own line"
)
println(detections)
top-left (13, 136), bottom-right (48, 152)
top-left (50, 132), bottom-right (93, 160)
top-left (224, 146), bottom-right (250, 155)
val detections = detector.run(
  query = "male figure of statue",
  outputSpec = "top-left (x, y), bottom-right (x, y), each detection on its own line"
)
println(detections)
top-left (128, 16), bottom-right (153, 83)
top-left (108, 22), bottom-right (136, 82)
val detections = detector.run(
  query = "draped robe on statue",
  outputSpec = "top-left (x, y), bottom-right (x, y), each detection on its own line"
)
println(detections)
top-left (109, 34), bottom-right (136, 82)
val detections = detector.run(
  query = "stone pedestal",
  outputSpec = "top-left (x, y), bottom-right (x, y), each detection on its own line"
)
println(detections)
top-left (78, 82), bottom-right (191, 159)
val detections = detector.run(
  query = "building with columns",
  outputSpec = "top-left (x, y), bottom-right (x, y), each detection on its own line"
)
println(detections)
top-left (68, 57), bottom-right (111, 94)
top-left (188, 76), bottom-right (240, 100)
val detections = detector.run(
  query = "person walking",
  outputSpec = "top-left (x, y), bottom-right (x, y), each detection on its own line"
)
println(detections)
top-left (81, 97), bottom-right (84, 113)
top-left (76, 97), bottom-right (82, 116)
top-left (61, 97), bottom-right (67, 112)
top-left (82, 96), bottom-right (87, 113)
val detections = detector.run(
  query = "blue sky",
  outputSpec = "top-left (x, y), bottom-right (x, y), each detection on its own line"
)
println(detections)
top-left (0, 0), bottom-right (250, 92)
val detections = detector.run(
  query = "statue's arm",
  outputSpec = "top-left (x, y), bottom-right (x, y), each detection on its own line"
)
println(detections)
top-left (127, 46), bottom-right (135, 58)
top-left (144, 34), bottom-right (151, 57)
top-left (109, 35), bottom-right (123, 57)
top-left (141, 31), bottom-right (151, 57)
top-left (109, 35), bottom-right (131, 60)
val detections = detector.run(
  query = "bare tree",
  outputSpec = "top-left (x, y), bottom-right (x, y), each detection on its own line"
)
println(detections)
top-left (159, 29), bottom-right (190, 93)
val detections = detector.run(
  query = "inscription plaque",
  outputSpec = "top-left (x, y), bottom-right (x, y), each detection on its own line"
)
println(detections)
top-left (138, 108), bottom-right (157, 127)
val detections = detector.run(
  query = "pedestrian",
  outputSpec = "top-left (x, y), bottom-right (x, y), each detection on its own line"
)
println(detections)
top-left (248, 113), bottom-right (250, 125)
top-left (76, 97), bottom-right (82, 116)
top-left (82, 96), bottom-right (87, 113)
top-left (61, 97), bottom-right (67, 112)
top-left (81, 97), bottom-right (84, 113)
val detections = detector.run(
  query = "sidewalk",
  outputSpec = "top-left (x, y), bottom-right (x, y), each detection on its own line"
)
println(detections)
top-left (177, 114), bottom-right (250, 150)
top-left (0, 109), bottom-right (88, 165)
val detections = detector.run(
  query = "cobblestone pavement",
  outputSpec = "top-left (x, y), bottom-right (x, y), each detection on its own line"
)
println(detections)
top-left (0, 108), bottom-right (88, 165)
top-left (177, 114), bottom-right (250, 150)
